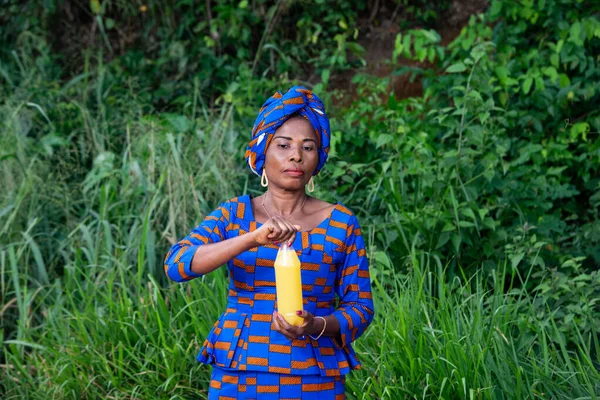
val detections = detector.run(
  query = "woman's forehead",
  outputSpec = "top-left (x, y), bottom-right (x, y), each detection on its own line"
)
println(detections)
top-left (275, 116), bottom-right (317, 140)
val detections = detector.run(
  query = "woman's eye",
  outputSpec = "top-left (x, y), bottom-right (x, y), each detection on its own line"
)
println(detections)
top-left (277, 144), bottom-right (290, 149)
top-left (303, 146), bottom-right (314, 151)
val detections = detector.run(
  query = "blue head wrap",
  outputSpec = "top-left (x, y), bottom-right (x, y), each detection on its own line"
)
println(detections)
top-left (245, 86), bottom-right (330, 177)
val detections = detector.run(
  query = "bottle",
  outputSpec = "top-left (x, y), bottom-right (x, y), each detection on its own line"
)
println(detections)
top-left (274, 243), bottom-right (304, 326)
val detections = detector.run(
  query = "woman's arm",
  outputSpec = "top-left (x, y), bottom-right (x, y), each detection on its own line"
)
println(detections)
top-left (164, 200), bottom-right (300, 281)
top-left (189, 216), bottom-right (302, 275)
top-left (330, 214), bottom-right (374, 347)
top-left (188, 233), bottom-right (257, 275)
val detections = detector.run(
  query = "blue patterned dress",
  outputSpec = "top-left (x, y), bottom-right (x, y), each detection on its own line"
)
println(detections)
top-left (164, 195), bottom-right (374, 399)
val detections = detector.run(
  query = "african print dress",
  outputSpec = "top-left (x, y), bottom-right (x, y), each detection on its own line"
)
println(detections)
top-left (164, 195), bottom-right (374, 399)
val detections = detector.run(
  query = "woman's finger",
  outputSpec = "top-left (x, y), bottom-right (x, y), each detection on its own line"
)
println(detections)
top-left (272, 313), bottom-right (289, 337)
top-left (288, 225), bottom-right (302, 246)
top-left (266, 222), bottom-right (282, 239)
top-left (296, 310), bottom-right (312, 329)
top-left (267, 218), bottom-right (287, 241)
top-left (277, 218), bottom-right (300, 244)
top-left (273, 217), bottom-right (291, 242)
top-left (296, 310), bottom-right (312, 320)
top-left (275, 313), bottom-right (301, 339)
top-left (278, 219), bottom-right (296, 243)
top-left (285, 222), bottom-right (300, 246)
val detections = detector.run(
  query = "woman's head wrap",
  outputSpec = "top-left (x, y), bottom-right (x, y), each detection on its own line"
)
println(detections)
top-left (245, 85), bottom-right (330, 177)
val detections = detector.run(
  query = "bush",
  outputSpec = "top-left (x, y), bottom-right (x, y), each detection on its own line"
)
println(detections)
top-left (332, 0), bottom-right (600, 278)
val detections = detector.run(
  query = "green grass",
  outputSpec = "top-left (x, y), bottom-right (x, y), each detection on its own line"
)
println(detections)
top-left (2, 236), bottom-right (599, 399)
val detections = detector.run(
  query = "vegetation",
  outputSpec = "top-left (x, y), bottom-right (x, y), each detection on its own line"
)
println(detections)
top-left (1, 0), bottom-right (598, 398)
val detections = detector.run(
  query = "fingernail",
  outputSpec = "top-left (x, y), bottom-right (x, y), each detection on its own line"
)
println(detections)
top-left (296, 310), bottom-right (302, 315)
top-left (274, 241), bottom-right (280, 245)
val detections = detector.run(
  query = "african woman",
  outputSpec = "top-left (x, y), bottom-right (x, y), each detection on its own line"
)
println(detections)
top-left (164, 86), bottom-right (374, 399)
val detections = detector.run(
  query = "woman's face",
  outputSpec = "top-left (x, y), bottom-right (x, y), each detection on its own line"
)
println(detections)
top-left (263, 116), bottom-right (319, 191)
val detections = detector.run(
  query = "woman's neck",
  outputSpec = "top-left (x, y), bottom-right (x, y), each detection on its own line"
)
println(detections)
top-left (265, 188), bottom-right (308, 218)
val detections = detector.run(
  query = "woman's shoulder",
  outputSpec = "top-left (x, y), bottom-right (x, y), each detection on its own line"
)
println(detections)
top-left (222, 194), bottom-right (250, 207)
top-left (309, 197), bottom-right (358, 224)
top-left (210, 195), bottom-right (251, 220)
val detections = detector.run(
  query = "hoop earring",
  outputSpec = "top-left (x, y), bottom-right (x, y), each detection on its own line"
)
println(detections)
top-left (307, 177), bottom-right (315, 193)
top-left (261, 170), bottom-right (269, 187)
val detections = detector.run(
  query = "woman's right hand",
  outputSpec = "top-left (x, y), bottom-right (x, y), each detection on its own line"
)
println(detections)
top-left (252, 216), bottom-right (301, 246)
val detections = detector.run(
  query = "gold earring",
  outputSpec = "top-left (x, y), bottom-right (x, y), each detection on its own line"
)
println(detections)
top-left (261, 170), bottom-right (269, 187)
top-left (307, 177), bottom-right (315, 193)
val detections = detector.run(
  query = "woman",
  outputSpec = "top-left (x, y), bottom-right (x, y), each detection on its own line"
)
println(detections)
top-left (164, 86), bottom-right (374, 399)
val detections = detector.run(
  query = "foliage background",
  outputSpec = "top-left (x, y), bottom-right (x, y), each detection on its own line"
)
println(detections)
top-left (1, 0), bottom-right (599, 398)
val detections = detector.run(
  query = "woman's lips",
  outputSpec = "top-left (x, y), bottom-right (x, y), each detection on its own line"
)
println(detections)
top-left (284, 170), bottom-right (304, 177)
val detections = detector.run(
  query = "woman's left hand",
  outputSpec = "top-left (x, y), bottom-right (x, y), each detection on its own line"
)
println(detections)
top-left (272, 310), bottom-right (320, 340)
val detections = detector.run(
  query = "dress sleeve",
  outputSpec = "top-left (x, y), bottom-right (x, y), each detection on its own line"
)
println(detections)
top-left (332, 214), bottom-right (375, 348)
top-left (163, 200), bottom-right (231, 282)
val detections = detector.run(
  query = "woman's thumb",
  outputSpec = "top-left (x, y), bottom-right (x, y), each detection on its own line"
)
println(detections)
top-left (293, 225), bottom-right (301, 231)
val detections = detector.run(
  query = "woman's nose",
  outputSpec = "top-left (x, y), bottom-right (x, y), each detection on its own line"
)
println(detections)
top-left (289, 147), bottom-right (302, 162)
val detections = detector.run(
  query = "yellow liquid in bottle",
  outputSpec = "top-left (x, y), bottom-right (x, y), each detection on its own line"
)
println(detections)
top-left (274, 244), bottom-right (304, 326)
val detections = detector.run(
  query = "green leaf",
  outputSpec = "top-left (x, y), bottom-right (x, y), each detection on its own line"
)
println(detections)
top-left (451, 233), bottom-right (461, 252)
top-left (239, 0), bottom-right (248, 8)
top-left (402, 34), bottom-right (412, 57)
top-left (428, 47), bottom-right (436, 63)
top-left (458, 221), bottom-right (475, 228)
top-left (483, 168), bottom-right (495, 182)
top-left (446, 62), bottom-right (467, 73)
top-left (376, 134), bottom-right (394, 148)
top-left (468, 90), bottom-right (482, 101)
top-left (421, 30), bottom-right (440, 43)
top-left (393, 34), bottom-right (403, 62)
top-left (90, 0), bottom-right (101, 14)
top-left (522, 77), bottom-right (533, 94)
top-left (570, 122), bottom-right (590, 140)
top-left (569, 22), bottom-right (582, 45)
top-left (165, 114), bottom-right (191, 133)
top-left (559, 73), bottom-right (571, 88)
top-left (442, 222), bottom-right (455, 232)
top-left (495, 66), bottom-right (509, 85)
top-left (535, 76), bottom-right (545, 92)
top-left (510, 253), bottom-right (525, 269)
top-left (321, 69), bottom-right (330, 85)
top-left (204, 35), bottom-right (216, 48)
top-left (490, 0), bottom-right (502, 17)
top-left (550, 53), bottom-right (559, 68)
top-left (436, 232), bottom-right (451, 249)
top-left (542, 66), bottom-right (558, 82)
top-left (4, 340), bottom-right (46, 350)
top-left (483, 218), bottom-right (496, 231)
top-left (547, 166), bottom-right (568, 175)
top-left (415, 37), bottom-right (427, 62)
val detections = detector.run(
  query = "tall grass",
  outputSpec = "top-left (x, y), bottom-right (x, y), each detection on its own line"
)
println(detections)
top-left (2, 235), bottom-right (599, 398)
top-left (350, 253), bottom-right (600, 399)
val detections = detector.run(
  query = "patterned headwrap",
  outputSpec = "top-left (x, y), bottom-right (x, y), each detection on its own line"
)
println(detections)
top-left (245, 85), bottom-right (330, 177)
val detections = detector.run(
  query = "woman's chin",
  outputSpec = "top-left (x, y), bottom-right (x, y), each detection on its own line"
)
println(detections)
top-left (277, 182), bottom-right (307, 191)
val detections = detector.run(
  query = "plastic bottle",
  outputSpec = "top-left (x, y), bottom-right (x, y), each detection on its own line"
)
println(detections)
top-left (274, 243), bottom-right (304, 326)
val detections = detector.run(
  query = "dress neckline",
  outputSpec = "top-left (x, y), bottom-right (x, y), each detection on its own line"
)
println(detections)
top-left (242, 194), bottom-right (339, 233)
